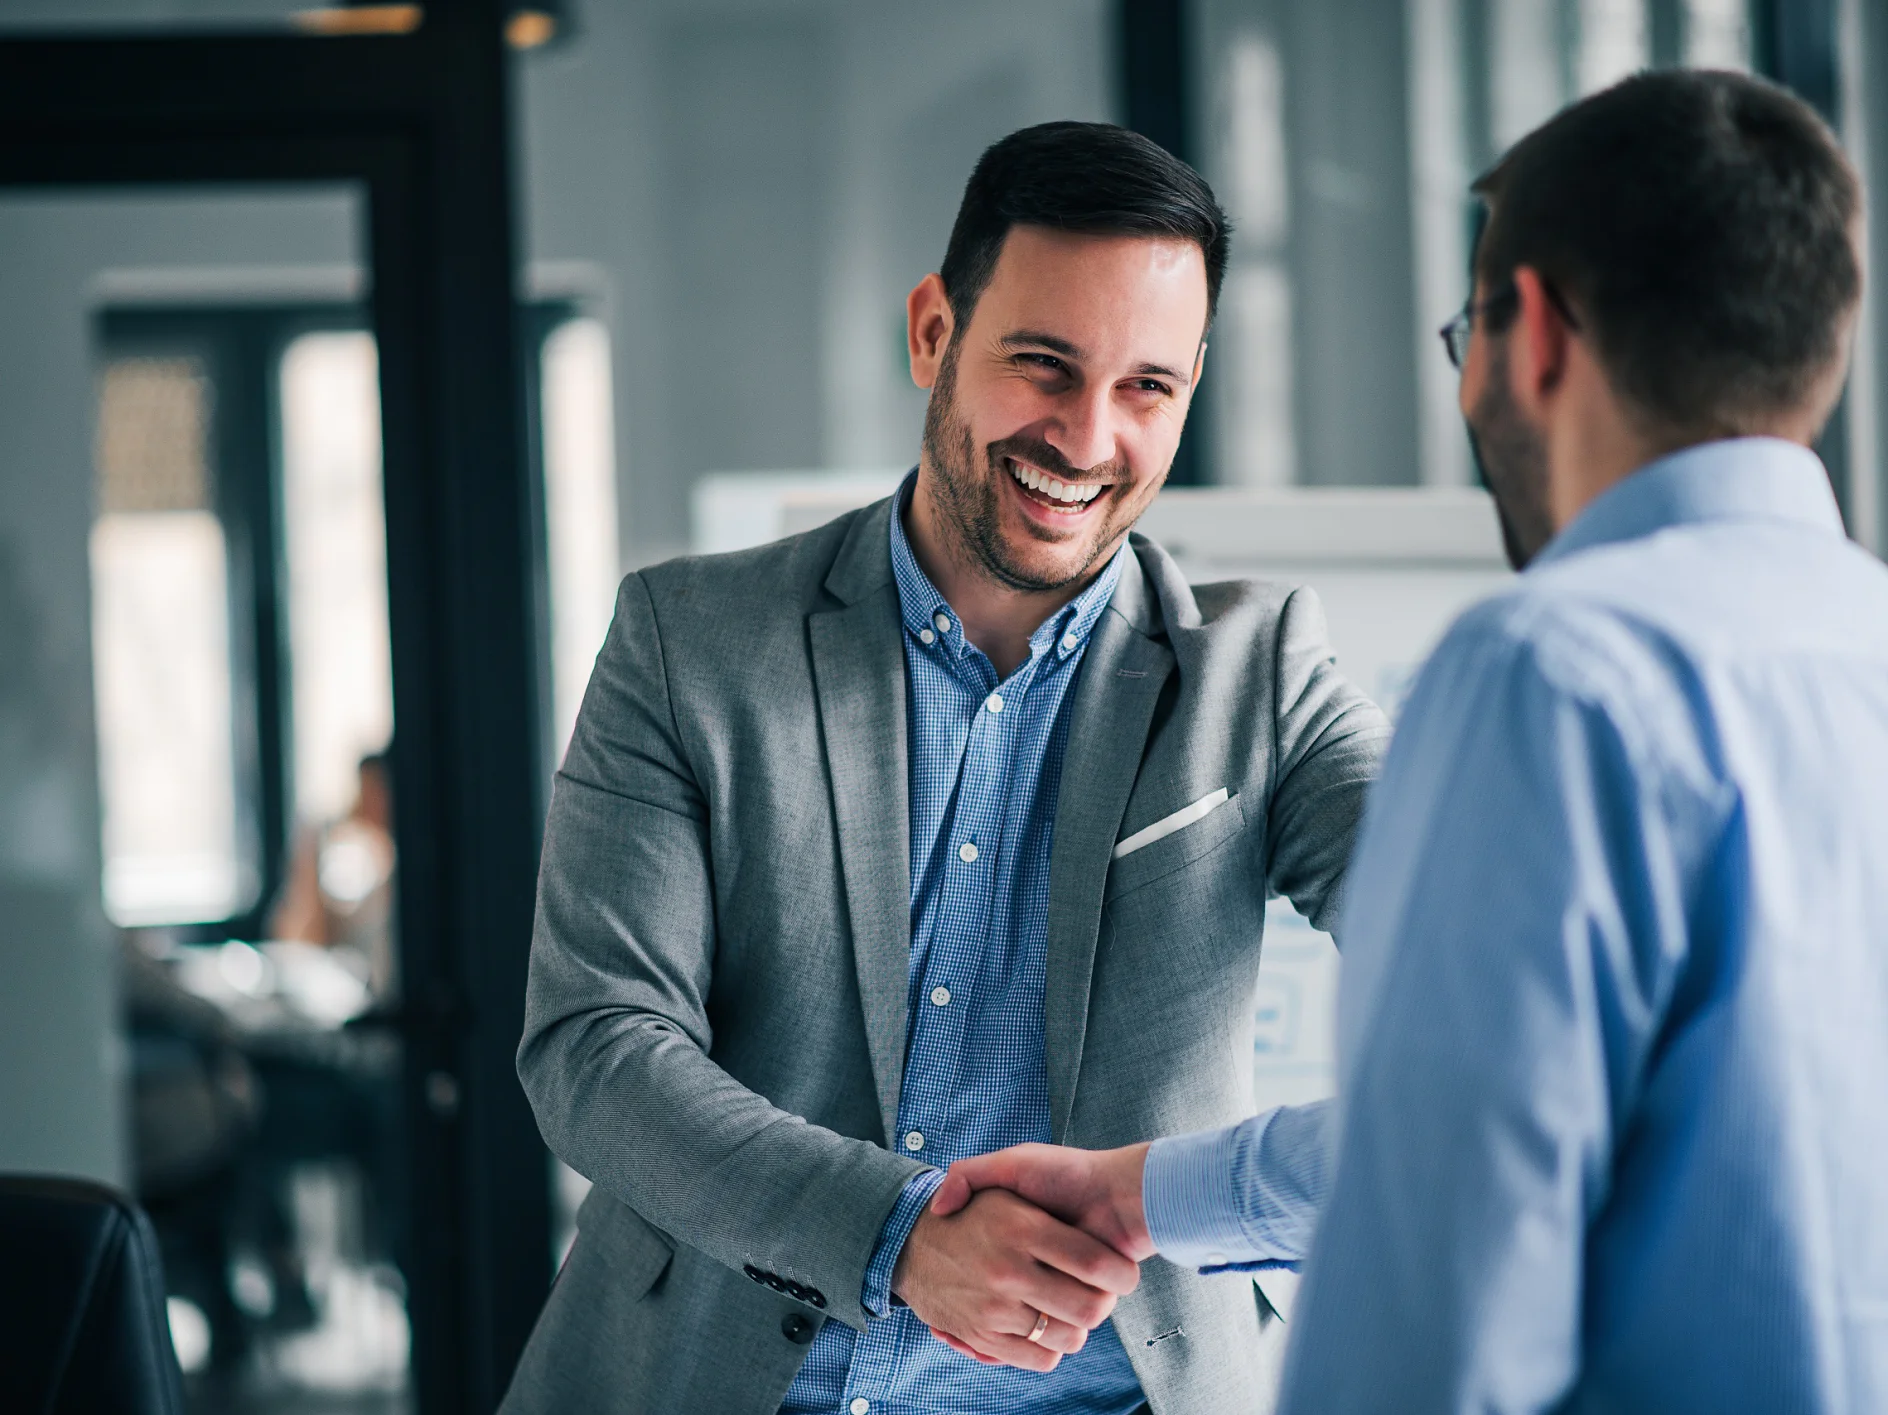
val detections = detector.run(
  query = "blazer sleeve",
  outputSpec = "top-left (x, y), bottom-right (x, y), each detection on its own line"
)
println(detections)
top-left (516, 572), bottom-right (925, 1332)
top-left (1263, 585), bottom-right (1393, 938)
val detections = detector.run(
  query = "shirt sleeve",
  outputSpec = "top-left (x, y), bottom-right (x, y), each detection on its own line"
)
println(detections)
top-left (1143, 1101), bottom-right (1333, 1272)
top-left (1275, 611), bottom-right (1701, 1415)
top-left (860, 1167), bottom-right (947, 1318)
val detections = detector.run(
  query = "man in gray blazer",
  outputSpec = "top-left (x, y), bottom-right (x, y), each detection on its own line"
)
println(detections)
top-left (503, 122), bottom-right (1387, 1415)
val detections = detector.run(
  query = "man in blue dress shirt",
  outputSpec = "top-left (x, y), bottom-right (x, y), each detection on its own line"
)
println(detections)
top-left (937, 70), bottom-right (1888, 1412)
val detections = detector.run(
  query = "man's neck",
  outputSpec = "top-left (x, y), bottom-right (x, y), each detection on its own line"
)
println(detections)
top-left (904, 472), bottom-right (1112, 678)
top-left (1543, 375), bottom-right (1688, 536)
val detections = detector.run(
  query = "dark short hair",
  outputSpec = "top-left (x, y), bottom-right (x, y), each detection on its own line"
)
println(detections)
top-left (940, 121), bottom-right (1230, 331)
top-left (1474, 69), bottom-right (1862, 438)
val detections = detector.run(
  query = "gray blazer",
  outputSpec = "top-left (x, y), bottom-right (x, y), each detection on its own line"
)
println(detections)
top-left (502, 496), bottom-right (1388, 1414)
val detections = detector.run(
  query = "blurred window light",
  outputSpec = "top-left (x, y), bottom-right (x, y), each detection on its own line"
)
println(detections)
top-left (1577, 0), bottom-right (1650, 96)
top-left (1223, 33), bottom-right (1289, 250)
top-left (540, 317), bottom-right (620, 759)
top-left (1218, 266), bottom-right (1297, 488)
top-left (91, 356), bottom-right (251, 926)
top-left (1490, 0), bottom-right (1567, 149)
top-left (1406, 0), bottom-right (1477, 486)
top-left (1210, 27), bottom-right (1298, 488)
top-left (166, 1295), bottom-right (212, 1375)
top-left (1683, 0), bottom-right (1752, 69)
top-left (279, 332), bottom-right (394, 826)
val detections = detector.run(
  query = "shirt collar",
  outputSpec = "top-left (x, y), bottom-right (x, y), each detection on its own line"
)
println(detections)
top-left (1532, 436), bottom-right (1845, 570)
top-left (888, 470), bottom-right (1127, 669)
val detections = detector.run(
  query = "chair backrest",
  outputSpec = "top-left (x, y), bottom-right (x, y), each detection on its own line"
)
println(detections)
top-left (0, 1175), bottom-right (186, 1415)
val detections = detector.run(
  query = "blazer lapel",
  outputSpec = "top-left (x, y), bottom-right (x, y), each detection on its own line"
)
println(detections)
top-left (808, 504), bottom-right (911, 1148)
top-left (1044, 552), bottom-right (1174, 1142)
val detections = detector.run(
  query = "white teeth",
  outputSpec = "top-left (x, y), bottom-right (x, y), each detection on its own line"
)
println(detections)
top-left (1008, 459), bottom-right (1105, 506)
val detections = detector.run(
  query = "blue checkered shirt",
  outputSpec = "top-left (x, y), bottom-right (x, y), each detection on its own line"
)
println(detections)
top-left (779, 478), bottom-right (1143, 1414)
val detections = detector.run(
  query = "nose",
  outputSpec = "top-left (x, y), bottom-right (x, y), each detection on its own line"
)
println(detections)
top-left (1044, 383), bottom-right (1120, 475)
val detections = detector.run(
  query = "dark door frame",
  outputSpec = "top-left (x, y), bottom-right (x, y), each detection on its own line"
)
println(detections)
top-left (0, 10), bottom-right (552, 1411)
top-left (1751, 0), bottom-right (1854, 528)
top-left (1116, 0), bottom-right (1205, 486)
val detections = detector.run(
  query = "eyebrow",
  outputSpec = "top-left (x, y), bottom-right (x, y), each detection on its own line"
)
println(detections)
top-left (998, 330), bottom-right (1192, 386)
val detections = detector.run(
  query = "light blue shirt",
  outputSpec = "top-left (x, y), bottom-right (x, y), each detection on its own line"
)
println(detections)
top-left (782, 477), bottom-right (1142, 1414)
top-left (1153, 438), bottom-right (1888, 1412)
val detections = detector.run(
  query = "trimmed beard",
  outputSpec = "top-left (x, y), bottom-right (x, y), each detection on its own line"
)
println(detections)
top-left (918, 339), bottom-right (1138, 593)
top-left (1468, 339), bottom-right (1555, 571)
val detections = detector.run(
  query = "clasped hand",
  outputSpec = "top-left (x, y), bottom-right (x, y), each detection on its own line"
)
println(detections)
top-left (890, 1142), bottom-right (1153, 1372)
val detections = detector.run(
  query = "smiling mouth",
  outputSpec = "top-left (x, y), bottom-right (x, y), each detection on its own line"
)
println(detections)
top-left (1006, 457), bottom-right (1108, 512)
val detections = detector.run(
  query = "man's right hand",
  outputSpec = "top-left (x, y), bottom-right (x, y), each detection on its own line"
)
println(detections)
top-left (891, 1186), bottom-right (1141, 1372)
top-left (930, 1141), bottom-right (1156, 1263)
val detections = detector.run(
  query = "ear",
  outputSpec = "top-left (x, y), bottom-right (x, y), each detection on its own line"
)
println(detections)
top-left (907, 272), bottom-right (955, 391)
top-left (1507, 265), bottom-right (1573, 420)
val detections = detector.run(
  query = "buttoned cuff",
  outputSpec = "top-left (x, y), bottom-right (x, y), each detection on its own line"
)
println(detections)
top-left (860, 1167), bottom-right (947, 1318)
top-left (1144, 1107), bottom-right (1322, 1275)
top-left (1145, 1124), bottom-right (1264, 1271)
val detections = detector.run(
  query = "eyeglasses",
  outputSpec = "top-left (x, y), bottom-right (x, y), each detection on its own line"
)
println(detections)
top-left (1439, 284), bottom-right (1519, 370)
top-left (1439, 278), bottom-right (1579, 370)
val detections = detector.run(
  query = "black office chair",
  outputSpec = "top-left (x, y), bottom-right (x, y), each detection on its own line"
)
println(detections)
top-left (0, 1175), bottom-right (187, 1415)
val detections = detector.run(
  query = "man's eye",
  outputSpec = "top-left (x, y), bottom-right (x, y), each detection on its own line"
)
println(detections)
top-left (1129, 379), bottom-right (1171, 396)
top-left (1021, 354), bottom-right (1067, 373)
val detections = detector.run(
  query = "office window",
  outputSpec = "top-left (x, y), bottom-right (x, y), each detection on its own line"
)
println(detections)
top-left (279, 331), bottom-right (394, 828)
top-left (91, 355), bottom-right (252, 925)
top-left (1576, 0), bottom-right (1651, 105)
top-left (1212, 28), bottom-right (1296, 488)
top-left (540, 315), bottom-right (620, 759)
top-left (1194, 0), bottom-right (1756, 490)
top-left (1684, 0), bottom-right (1753, 67)
top-left (84, 278), bottom-right (613, 1395)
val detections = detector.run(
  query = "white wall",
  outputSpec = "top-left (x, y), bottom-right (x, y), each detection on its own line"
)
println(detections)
top-left (0, 188), bottom-right (357, 1184)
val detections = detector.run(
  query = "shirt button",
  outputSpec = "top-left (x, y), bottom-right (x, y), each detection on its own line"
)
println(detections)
top-left (930, 985), bottom-right (951, 1007)
top-left (933, 612), bottom-right (951, 633)
top-left (1061, 632), bottom-right (1078, 653)
top-left (984, 692), bottom-right (1003, 714)
top-left (904, 1130), bottom-right (925, 1152)
top-left (957, 841), bottom-right (978, 863)
top-left (918, 627), bottom-right (935, 645)
top-left (1206, 1252), bottom-right (1228, 1266)
top-left (851, 1401), bottom-right (871, 1415)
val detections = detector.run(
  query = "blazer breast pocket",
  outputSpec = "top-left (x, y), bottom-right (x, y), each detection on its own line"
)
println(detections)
top-left (1104, 790), bottom-right (1247, 903)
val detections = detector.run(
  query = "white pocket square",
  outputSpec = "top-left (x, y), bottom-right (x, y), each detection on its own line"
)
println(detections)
top-left (1112, 788), bottom-right (1231, 860)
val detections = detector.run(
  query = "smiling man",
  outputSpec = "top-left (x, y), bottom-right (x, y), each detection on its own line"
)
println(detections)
top-left (501, 122), bottom-right (1387, 1415)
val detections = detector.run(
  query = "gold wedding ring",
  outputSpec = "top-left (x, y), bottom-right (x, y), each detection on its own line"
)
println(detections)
top-left (1025, 1309), bottom-right (1051, 1345)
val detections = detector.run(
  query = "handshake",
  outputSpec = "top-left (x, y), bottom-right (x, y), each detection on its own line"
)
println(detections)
top-left (890, 1142), bottom-right (1154, 1372)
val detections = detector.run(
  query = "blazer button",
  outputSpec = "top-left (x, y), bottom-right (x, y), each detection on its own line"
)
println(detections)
top-left (785, 1280), bottom-right (808, 1301)
top-left (743, 1264), bottom-right (766, 1285)
top-left (806, 1288), bottom-right (827, 1309)
top-left (781, 1313), bottom-right (815, 1344)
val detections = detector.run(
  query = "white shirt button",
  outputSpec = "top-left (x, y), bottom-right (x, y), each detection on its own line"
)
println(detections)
top-left (957, 841), bottom-right (978, 863)
top-left (930, 985), bottom-right (951, 1007)
top-left (918, 627), bottom-right (935, 645)
top-left (903, 1130), bottom-right (925, 1152)
top-left (985, 693), bottom-right (1003, 714)
top-left (933, 612), bottom-right (951, 633)
top-left (1061, 632), bottom-right (1078, 653)
top-left (851, 1401), bottom-right (871, 1415)
top-left (1205, 1252), bottom-right (1228, 1266)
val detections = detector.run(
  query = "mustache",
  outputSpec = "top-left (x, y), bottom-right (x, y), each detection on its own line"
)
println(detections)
top-left (985, 433), bottom-right (1124, 485)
